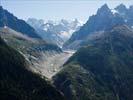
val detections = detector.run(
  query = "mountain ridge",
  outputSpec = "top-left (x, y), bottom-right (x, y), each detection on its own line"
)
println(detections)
top-left (53, 25), bottom-right (133, 100)
top-left (0, 36), bottom-right (65, 100)
top-left (63, 4), bottom-right (133, 50)
top-left (27, 18), bottom-right (81, 47)
top-left (0, 6), bottom-right (41, 39)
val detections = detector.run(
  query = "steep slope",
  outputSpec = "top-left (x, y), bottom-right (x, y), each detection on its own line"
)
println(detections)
top-left (0, 6), bottom-right (41, 39)
top-left (0, 27), bottom-right (62, 78)
top-left (53, 25), bottom-right (133, 100)
top-left (0, 37), bottom-right (65, 100)
top-left (64, 4), bottom-right (125, 49)
top-left (37, 50), bottom-right (75, 79)
top-left (0, 27), bottom-right (62, 56)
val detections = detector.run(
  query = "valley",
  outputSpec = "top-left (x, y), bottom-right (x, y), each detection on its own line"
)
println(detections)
top-left (0, 2), bottom-right (133, 100)
top-left (34, 50), bottom-right (75, 79)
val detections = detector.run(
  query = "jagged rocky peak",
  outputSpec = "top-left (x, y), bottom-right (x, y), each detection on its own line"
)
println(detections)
top-left (63, 4), bottom-right (127, 50)
top-left (53, 25), bottom-right (133, 100)
top-left (29, 18), bottom-right (44, 23)
top-left (97, 4), bottom-right (112, 16)
top-left (129, 5), bottom-right (133, 13)
top-left (115, 4), bottom-right (127, 13)
top-left (60, 19), bottom-right (69, 25)
top-left (0, 6), bottom-right (3, 10)
top-left (27, 18), bottom-right (44, 29)
top-left (27, 18), bottom-right (82, 47)
top-left (0, 6), bottom-right (5, 12)
top-left (70, 18), bottom-right (81, 29)
top-left (129, 5), bottom-right (133, 10)
top-left (73, 18), bottom-right (78, 23)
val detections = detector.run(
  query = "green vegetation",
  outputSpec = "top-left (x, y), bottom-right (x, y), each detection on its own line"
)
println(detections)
top-left (53, 25), bottom-right (133, 100)
top-left (0, 37), bottom-right (65, 100)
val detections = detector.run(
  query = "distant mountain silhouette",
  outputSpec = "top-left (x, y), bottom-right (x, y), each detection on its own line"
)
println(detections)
top-left (27, 18), bottom-right (81, 47)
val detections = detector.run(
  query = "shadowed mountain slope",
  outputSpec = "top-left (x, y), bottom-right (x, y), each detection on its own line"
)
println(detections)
top-left (0, 37), bottom-right (65, 100)
top-left (0, 6), bottom-right (41, 39)
top-left (53, 25), bottom-right (133, 100)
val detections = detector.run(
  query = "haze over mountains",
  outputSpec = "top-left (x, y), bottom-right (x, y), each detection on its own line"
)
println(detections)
top-left (0, 3), bottom-right (133, 100)
top-left (27, 18), bottom-right (82, 47)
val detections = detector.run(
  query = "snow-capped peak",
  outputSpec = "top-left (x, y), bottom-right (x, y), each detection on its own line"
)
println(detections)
top-left (27, 18), bottom-right (83, 47)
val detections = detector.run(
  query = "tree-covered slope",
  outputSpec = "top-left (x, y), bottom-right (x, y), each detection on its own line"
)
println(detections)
top-left (53, 25), bottom-right (133, 100)
top-left (0, 37), bottom-right (65, 100)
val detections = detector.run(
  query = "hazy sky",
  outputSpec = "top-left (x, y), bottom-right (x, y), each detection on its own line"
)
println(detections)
top-left (1, 0), bottom-right (133, 23)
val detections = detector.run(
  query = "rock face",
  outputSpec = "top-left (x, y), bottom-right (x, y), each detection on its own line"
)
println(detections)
top-left (27, 18), bottom-right (81, 47)
top-left (64, 4), bottom-right (133, 50)
top-left (0, 6), bottom-right (41, 39)
top-left (0, 27), bottom-right (63, 78)
top-left (53, 25), bottom-right (133, 100)
top-left (0, 37), bottom-right (65, 100)
top-left (115, 4), bottom-right (133, 26)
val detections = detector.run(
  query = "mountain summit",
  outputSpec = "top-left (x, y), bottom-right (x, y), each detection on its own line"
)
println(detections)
top-left (115, 4), bottom-right (127, 14)
top-left (53, 25), bottom-right (133, 100)
top-left (27, 18), bottom-right (81, 47)
top-left (64, 4), bottom-right (125, 49)
top-left (97, 4), bottom-right (112, 16)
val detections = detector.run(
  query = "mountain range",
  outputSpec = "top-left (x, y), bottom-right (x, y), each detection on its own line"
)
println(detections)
top-left (0, 7), bottom-right (63, 78)
top-left (27, 18), bottom-right (82, 47)
top-left (64, 4), bottom-right (133, 50)
top-left (0, 3), bottom-right (133, 100)
top-left (53, 25), bottom-right (133, 100)
top-left (52, 4), bottom-right (133, 100)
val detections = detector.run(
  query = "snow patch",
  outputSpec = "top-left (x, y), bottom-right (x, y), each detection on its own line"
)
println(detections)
top-left (111, 9), bottom-right (118, 14)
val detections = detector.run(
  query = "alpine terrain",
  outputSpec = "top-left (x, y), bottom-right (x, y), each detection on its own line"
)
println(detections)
top-left (0, 2), bottom-right (133, 100)
top-left (27, 18), bottom-right (82, 47)
top-left (64, 4), bottom-right (133, 50)
top-left (53, 25), bottom-right (133, 100)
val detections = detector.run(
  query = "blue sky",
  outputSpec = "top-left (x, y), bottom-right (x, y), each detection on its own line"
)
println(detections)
top-left (1, 0), bottom-right (133, 23)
